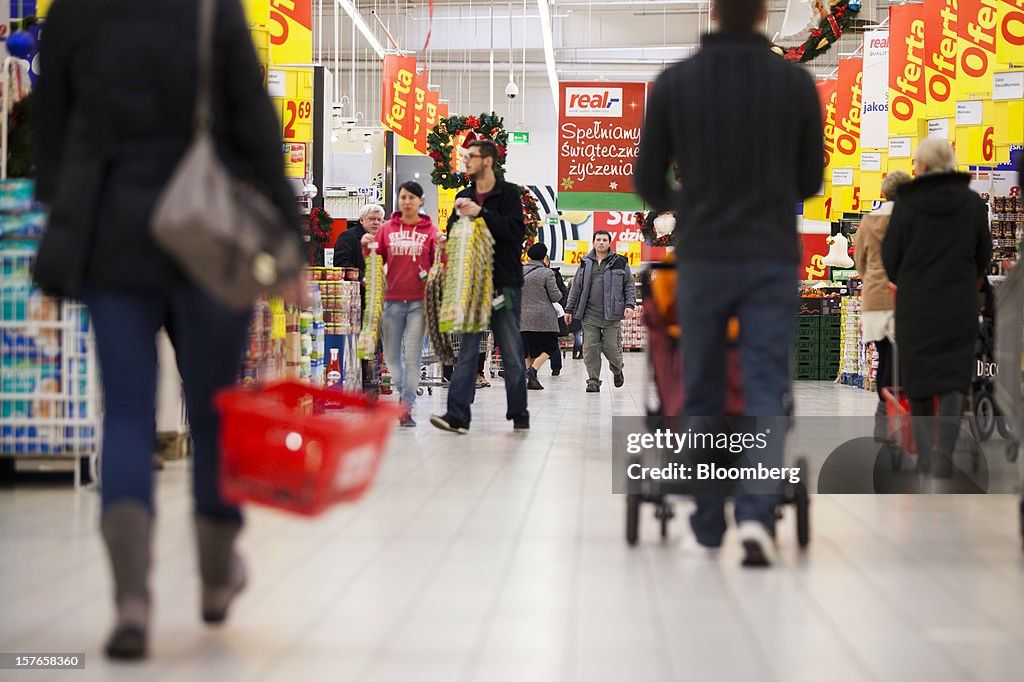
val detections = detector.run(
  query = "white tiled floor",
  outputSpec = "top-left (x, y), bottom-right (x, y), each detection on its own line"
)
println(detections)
top-left (2, 353), bottom-right (1024, 681)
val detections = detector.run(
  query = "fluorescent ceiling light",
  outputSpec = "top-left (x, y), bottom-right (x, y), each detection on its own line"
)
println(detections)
top-left (336, 0), bottom-right (386, 59)
top-left (537, 0), bottom-right (559, 112)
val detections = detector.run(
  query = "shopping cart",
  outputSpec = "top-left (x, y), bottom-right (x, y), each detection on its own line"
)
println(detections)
top-left (626, 259), bottom-right (810, 548)
top-left (215, 381), bottom-right (403, 516)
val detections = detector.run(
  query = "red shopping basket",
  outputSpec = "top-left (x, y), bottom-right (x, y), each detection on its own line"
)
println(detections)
top-left (881, 386), bottom-right (916, 454)
top-left (215, 381), bottom-right (404, 516)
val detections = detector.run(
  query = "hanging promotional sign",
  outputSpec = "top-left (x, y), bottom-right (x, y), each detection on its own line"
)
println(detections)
top-left (889, 3), bottom-right (927, 136)
top-left (817, 79), bottom-right (839, 171)
top-left (997, 0), bottom-right (1024, 66)
top-left (558, 82), bottom-right (646, 210)
top-left (925, 0), bottom-right (958, 119)
top-left (834, 59), bottom-right (864, 166)
top-left (243, 0), bottom-right (270, 25)
top-left (424, 88), bottom-right (441, 144)
top-left (269, 0), bottom-right (312, 64)
top-left (958, 0), bottom-right (999, 98)
top-left (861, 31), bottom-right (890, 150)
top-left (411, 70), bottom-right (430, 154)
top-left (381, 55), bottom-right (418, 139)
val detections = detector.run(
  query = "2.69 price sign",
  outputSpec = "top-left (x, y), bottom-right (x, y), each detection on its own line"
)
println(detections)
top-left (283, 99), bottom-right (313, 142)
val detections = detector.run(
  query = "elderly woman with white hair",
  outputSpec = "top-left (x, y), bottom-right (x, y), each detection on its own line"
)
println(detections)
top-left (882, 138), bottom-right (992, 477)
top-left (333, 203), bottom-right (385, 278)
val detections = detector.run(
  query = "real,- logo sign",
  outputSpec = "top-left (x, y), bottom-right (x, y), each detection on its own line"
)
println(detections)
top-left (565, 88), bottom-right (623, 117)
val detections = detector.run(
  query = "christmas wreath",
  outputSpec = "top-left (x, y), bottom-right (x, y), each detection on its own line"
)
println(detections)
top-left (428, 112), bottom-right (508, 190)
top-left (306, 206), bottom-right (334, 266)
top-left (771, 0), bottom-right (861, 64)
top-left (634, 210), bottom-right (675, 247)
top-left (520, 186), bottom-right (541, 254)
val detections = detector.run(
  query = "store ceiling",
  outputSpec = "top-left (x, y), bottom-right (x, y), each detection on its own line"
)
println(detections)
top-left (315, 0), bottom-right (890, 80)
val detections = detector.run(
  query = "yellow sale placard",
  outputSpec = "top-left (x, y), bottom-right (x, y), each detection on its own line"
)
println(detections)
top-left (803, 186), bottom-right (832, 221)
top-left (615, 242), bottom-right (642, 267)
top-left (562, 240), bottom-right (588, 265)
top-left (996, 0), bottom-right (1024, 66)
top-left (243, 0), bottom-right (270, 26)
top-left (281, 99), bottom-right (313, 142)
top-left (957, 0), bottom-right (998, 99)
top-left (955, 125), bottom-right (998, 164)
top-left (860, 172), bottom-right (884, 207)
top-left (437, 187), bottom-right (459, 232)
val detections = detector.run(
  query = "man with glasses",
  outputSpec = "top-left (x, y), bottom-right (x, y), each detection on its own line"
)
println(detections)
top-left (431, 140), bottom-right (530, 434)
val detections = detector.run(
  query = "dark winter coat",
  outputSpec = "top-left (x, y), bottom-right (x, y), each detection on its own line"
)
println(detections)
top-left (565, 250), bottom-right (636, 322)
top-left (447, 179), bottom-right (526, 290)
top-left (333, 223), bottom-right (367, 278)
top-left (882, 172), bottom-right (992, 400)
top-left (32, 0), bottom-right (300, 297)
top-left (520, 261), bottom-right (562, 333)
top-left (551, 267), bottom-right (572, 335)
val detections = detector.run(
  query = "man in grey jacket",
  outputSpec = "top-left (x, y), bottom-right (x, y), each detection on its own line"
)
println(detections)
top-left (565, 231), bottom-right (636, 392)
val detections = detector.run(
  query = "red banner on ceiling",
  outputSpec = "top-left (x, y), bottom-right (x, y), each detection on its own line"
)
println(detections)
top-left (889, 3), bottom-right (927, 135)
top-left (381, 55), bottom-right (417, 139)
top-left (557, 82), bottom-right (646, 195)
top-left (423, 87), bottom-right (441, 145)
top-left (817, 80), bottom-right (839, 172)
top-left (411, 70), bottom-right (430, 153)
top-left (834, 59), bottom-right (864, 166)
top-left (924, 0), bottom-right (958, 118)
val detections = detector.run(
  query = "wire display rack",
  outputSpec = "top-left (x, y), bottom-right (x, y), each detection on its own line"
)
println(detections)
top-left (0, 247), bottom-right (101, 486)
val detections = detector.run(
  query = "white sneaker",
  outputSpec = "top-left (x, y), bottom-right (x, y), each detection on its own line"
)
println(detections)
top-left (678, 534), bottom-right (721, 559)
top-left (737, 521), bottom-right (779, 568)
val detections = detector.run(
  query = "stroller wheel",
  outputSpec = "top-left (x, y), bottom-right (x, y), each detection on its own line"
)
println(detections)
top-left (626, 493), bottom-right (640, 546)
top-left (973, 391), bottom-right (996, 441)
top-left (795, 457), bottom-right (811, 549)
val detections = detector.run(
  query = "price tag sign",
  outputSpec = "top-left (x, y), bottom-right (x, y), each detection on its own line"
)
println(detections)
top-left (956, 101), bottom-right (984, 126)
top-left (861, 152), bottom-right (883, 172)
top-left (889, 137), bottom-right (913, 158)
top-left (832, 168), bottom-right (855, 186)
top-left (282, 99), bottom-right (313, 142)
top-left (615, 242), bottom-right (642, 267)
top-left (563, 240), bottom-right (586, 265)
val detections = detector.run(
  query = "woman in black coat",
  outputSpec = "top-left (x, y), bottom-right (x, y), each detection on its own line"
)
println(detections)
top-left (32, 0), bottom-right (303, 659)
top-left (882, 138), bottom-right (992, 477)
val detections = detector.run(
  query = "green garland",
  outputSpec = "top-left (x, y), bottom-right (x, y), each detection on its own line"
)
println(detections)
top-left (428, 112), bottom-right (508, 190)
top-left (770, 0), bottom-right (861, 64)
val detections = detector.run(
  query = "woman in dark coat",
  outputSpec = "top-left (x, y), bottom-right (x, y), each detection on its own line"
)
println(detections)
top-left (32, 0), bottom-right (303, 659)
top-left (882, 138), bottom-right (992, 477)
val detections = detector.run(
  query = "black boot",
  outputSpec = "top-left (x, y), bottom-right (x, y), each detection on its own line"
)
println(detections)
top-left (526, 367), bottom-right (544, 390)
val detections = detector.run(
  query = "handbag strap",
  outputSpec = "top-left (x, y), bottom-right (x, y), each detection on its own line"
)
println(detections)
top-left (194, 0), bottom-right (215, 132)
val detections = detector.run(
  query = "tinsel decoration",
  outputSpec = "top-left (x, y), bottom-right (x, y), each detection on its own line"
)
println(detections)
top-left (306, 207), bottom-right (334, 265)
top-left (770, 0), bottom-right (861, 64)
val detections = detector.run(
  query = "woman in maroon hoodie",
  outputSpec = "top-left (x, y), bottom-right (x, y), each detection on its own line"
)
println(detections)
top-left (363, 181), bottom-right (442, 426)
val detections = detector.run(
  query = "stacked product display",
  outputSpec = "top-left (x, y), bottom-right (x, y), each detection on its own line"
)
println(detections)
top-left (793, 288), bottom-right (842, 381)
top-left (239, 296), bottom-right (287, 385)
top-left (991, 194), bottom-right (1023, 270)
top-left (285, 284), bottom-right (326, 385)
top-left (838, 297), bottom-right (863, 387)
top-left (621, 303), bottom-right (647, 351)
top-left (310, 267), bottom-right (362, 335)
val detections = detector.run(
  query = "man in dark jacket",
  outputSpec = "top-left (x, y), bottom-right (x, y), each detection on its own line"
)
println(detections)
top-left (431, 139), bottom-right (529, 433)
top-left (333, 204), bottom-right (384, 279)
top-left (565, 231), bottom-right (636, 392)
top-left (634, 0), bottom-right (824, 567)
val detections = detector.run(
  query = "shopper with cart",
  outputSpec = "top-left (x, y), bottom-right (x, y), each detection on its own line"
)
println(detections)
top-left (520, 242), bottom-right (563, 390)
top-left (32, 0), bottom-right (307, 659)
top-left (362, 182), bottom-right (443, 427)
top-left (882, 138), bottom-right (992, 478)
top-left (431, 139), bottom-right (530, 433)
top-left (634, 0), bottom-right (824, 566)
top-left (854, 171), bottom-right (912, 442)
top-left (564, 231), bottom-right (636, 393)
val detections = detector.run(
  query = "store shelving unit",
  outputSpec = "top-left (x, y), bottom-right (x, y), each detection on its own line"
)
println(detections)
top-left (0, 247), bottom-right (101, 486)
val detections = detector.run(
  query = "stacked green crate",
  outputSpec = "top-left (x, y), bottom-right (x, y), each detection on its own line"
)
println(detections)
top-left (819, 315), bottom-right (841, 379)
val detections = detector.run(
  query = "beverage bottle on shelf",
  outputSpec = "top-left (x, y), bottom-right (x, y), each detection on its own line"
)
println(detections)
top-left (326, 348), bottom-right (342, 387)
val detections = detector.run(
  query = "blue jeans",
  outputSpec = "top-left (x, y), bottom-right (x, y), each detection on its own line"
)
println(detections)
top-left (677, 261), bottom-right (796, 545)
top-left (84, 286), bottom-right (250, 522)
top-left (447, 287), bottom-right (528, 424)
top-left (381, 299), bottom-right (426, 410)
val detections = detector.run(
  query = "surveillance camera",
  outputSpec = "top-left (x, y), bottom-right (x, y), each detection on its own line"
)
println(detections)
top-left (505, 81), bottom-right (519, 99)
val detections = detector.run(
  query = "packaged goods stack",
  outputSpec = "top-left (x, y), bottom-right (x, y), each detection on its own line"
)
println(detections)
top-left (239, 296), bottom-right (287, 384)
top-left (358, 251), bottom-right (385, 359)
top-left (621, 303), bottom-right (646, 351)
top-left (312, 267), bottom-right (362, 336)
top-left (793, 291), bottom-right (841, 380)
top-left (440, 216), bottom-right (494, 334)
top-left (839, 297), bottom-right (862, 387)
top-left (991, 195), bottom-right (1023, 272)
